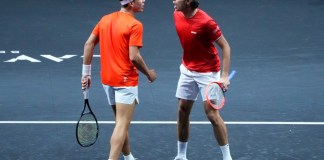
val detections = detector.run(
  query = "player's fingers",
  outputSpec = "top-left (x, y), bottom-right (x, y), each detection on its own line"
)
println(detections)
top-left (87, 79), bottom-right (92, 88)
top-left (147, 69), bottom-right (157, 83)
top-left (223, 82), bottom-right (230, 92)
top-left (81, 76), bottom-right (91, 90)
top-left (81, 77), bottom-right (86, 90)
top-left (223, 86), bottom-right (228, 92)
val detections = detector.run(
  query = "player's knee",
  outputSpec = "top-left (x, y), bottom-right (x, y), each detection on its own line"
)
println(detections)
top-left (115, 121), bottom-right (131, 130)
top-left (178, 105), bottom-right (191, 115)
top-left (178, 99), bottom-right (193, 114)
top-left (206, 112), bottom-right (221, 124)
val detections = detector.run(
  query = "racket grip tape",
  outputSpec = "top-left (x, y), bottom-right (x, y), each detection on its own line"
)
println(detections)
top-left (82, 77), bottom-right (89, 99)
top-left (83, 88), bottom-right (89, 100)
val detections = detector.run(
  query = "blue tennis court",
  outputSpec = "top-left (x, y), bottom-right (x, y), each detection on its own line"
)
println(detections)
top-left (1, 0), bottom-right (323, 159)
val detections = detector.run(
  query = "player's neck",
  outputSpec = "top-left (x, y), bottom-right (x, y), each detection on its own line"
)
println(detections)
top-left (183, 8), bottom-right (198, 18)
top-left (120, 8), bottom-right (135, 16)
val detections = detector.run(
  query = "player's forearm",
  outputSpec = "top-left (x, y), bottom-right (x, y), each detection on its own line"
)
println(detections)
top-left (83, 34), bottom-right (98, 65)
top-left (131, 54), bottom-right (150, 77)
top-left (83, 42), bottom-right (95, 65)
top-left (216, 36), bottom-right (231, 77)
top-left (129, 46), bottom-right (151, 77)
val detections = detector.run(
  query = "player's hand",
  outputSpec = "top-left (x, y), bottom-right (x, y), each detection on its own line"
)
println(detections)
top-left (219, 76), bottom-right (230, 92)
top-left (147, 69), bottom-right (157, 83)
top-left (81, 75), bottom-right (91, 90)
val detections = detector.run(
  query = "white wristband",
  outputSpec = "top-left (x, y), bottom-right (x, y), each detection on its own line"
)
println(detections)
top-left (82, 64), bottom-right (91, 75)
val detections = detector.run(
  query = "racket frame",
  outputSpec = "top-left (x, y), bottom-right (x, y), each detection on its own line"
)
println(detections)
top-left (205, 70), bottom-right (236, 110)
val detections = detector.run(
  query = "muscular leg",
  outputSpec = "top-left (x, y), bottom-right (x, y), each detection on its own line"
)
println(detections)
top-left (109, 102), bottom-right (135, 160)
top-left (174, 99), bottom-right (194, 159)
top-left (203, 101), bottom-right (228, 146)
top-left (177, 99), bottom-right (194, 142)
top-left (111, 105), bottom-right (131, 155)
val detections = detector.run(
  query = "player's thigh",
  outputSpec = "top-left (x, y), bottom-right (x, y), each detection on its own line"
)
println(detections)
top-left (178, 98), bottom-right (195, 113)
top-left (115, 102), bottom-right (136, 126)
top-left (203, 101), bottom-right (220, 116)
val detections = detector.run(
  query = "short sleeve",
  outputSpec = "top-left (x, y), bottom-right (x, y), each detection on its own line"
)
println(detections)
top-left (92, 23), bottom-right (99, 36)
top-left (129, 22), bottom-right (143, 48)
top-left (206, 20), bottom-right (222, 41)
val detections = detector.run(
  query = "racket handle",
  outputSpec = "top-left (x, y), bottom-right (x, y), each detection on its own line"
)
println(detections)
top-left (229, 70), bottom-right (236, 80)
top-left (83, 88), bottom-right (89, 100)
top-left (82, 77), bottom-right (89, 99)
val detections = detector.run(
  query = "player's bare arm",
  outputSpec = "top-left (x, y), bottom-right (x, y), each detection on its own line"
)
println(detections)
top-left (216, 35), bottom-right (231, 89)
top-left (81, 34), bottom-right (99, 89)
top-left (129, 46), bottom-right (157, 83)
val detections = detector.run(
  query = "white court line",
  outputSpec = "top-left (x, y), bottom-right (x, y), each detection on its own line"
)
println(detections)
top-left (0, 121), bottom-right (324, 125)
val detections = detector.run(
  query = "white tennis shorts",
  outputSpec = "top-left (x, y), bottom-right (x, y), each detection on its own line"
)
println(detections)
top-left (176, 64), bottom-right (220, 101)
top-left (102, 84), bottom-right (139, 105)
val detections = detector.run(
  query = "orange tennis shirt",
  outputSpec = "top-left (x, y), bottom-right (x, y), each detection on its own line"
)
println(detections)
top-left (92, 12), bottom-right (143, 87)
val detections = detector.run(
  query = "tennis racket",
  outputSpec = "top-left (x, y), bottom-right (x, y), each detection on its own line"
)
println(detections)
top-left (76, 88), bottom-right (99, 147)
top-left (205, 70), bottom-right (237, 110)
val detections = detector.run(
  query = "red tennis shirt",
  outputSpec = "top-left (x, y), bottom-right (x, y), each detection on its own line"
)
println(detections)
top-left (174, 9), bottom-right (223, 72)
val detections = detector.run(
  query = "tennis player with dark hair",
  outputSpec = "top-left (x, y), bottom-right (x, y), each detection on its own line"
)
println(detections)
top-left (81, 0), bottom-right (157, 159)
top-left (172, 0), bottom-right (233, 160)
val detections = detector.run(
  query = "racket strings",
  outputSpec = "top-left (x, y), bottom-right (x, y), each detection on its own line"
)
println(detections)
top-left (207, 83), bottom-right (225, 107)
top-left (77, 113), bottom-right (98, 146)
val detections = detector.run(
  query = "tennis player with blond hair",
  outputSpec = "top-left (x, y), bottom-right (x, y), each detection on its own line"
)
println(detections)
top-left (81, 0), bottom-right (156, 159)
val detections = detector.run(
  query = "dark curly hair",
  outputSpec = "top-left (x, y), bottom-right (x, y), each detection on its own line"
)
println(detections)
top-left (189, 0), bottom-right (199, 9)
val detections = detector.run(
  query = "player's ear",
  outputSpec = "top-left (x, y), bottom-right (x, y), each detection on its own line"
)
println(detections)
top-left (129, 0), bottom-right (135, 7)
